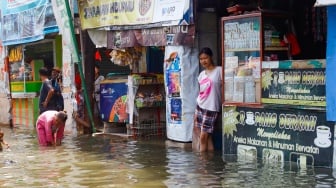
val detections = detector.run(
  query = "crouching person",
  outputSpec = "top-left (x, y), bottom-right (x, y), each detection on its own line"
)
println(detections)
top-left (36, 110), bottom-right (67, 146)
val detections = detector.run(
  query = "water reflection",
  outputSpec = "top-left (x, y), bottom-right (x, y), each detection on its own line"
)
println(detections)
top-left (0, 126), bottom-right (336, 187)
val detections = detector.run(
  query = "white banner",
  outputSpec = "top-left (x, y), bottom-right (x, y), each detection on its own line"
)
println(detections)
top-left (315, 0), bottom-right (336, 6)
top-left (51, 0), bottom-right (80, 63)
top-left (153, 0), bottom-right (185, 22)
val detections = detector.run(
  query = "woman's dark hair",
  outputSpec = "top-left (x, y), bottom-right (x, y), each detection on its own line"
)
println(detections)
top-left (56, 111), bottom-right (68, 122)
top-left (199, 47), bottom-right (213, 57)
top-left (39, 67), bottom-right (50, 77)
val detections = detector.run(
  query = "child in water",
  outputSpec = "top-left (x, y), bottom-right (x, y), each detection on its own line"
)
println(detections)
top-left (0, 129), bottom-right (9, 151)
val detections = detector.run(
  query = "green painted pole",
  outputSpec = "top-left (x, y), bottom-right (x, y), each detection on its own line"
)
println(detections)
top-left (64, 0), bottom-right (96, 133)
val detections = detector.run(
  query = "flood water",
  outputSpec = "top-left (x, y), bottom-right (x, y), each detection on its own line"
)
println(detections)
top-left (1, 126), bottom-right (336, 188)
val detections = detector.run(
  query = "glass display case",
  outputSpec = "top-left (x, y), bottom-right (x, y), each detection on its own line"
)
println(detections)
top-left (221, 12), bottom-right (290, 105)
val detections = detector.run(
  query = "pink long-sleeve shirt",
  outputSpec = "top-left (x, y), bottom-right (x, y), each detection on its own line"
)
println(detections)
top-left (36, 110), bottom-right (65, 144)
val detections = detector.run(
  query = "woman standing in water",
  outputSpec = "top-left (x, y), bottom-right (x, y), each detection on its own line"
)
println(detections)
top-left (36, 110), bottom-right (68, 146)
top-left (194, 47), bottom-right (222, 152)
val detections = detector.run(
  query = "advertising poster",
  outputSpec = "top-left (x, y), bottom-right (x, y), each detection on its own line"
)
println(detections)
top-left (1, 0), bottom-right (58, 45)
top-left (165, 51), bottom-right (181, 97)
top-left (262, 68), bottom-right (326, 106)
top-left (170, 98), bottom-right (182, 124)
top-left (223, 105), bottom-right (335, 167)
top-left (100, 81), bottom-right (128, 123)
top-left (167, 71), bottom-right (181, 97)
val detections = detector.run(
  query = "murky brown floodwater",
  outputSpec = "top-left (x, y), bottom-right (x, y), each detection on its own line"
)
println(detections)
top-left (0, 126), bottom-right (336, 188)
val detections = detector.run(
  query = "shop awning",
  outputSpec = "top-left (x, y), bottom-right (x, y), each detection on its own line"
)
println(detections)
top-left (1, 0), bottom-right (59, 46)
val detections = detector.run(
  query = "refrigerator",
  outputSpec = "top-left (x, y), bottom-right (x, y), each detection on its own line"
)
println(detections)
top-left (164, 46), bottom-right (199, 142)
top-left (100, 76), bottom-right (128, 123)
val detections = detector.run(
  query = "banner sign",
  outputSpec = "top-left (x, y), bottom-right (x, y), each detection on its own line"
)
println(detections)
top-left (107, 25), bottom-right (195, 48)
top-left (77, 0), bottom-right (193, 30)
top-left (223, 105), bottom-right (335, 167)
top-left (1, 0), bottom-right (58, 46)
top-left (261, 68), bottom-right (326, 106)
top-left (51, 0), bottom-right (80, 63)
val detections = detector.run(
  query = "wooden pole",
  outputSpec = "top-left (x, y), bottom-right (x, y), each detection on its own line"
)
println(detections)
top-left (79, 30), bottom-right (96, 133)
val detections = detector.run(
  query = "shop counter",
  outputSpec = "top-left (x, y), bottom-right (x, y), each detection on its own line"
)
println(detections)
top-left (10, 81), bottom-right (42, 128)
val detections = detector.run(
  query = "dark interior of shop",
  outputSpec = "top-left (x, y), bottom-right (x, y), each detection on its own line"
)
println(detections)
top-left (95, 46), bottom-right (166, 76)
top-left (24, 41), bottom-right (54, 69)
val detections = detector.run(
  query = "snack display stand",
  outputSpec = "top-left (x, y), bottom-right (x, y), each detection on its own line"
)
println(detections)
top-left (126, 73), bottom-right (166, 138)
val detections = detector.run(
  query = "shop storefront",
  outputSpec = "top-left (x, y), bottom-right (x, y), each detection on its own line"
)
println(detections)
top-left (220, 1), bottom-right (335, 167)
top-left (77, 0), bottom-right (198, 141)
top-left (8, 40), bottom-right (60, 126)
top-left (0, 0), bottom-right (62, 127)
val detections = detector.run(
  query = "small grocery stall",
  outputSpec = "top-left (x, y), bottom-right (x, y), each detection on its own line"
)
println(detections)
top-left (91, 46), bottom-right (168, 137)
top-left (77, 0), bottom-right (197, 140)
top-left (1, 0), bottom-right (61, 127)
top-left (221, 4), bottom-right (335, 167)
top-left (8, 39), bottom-right (61, 127)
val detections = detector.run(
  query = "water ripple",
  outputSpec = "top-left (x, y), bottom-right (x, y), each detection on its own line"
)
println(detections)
top-left (0, 127), bottom-right (335, 187)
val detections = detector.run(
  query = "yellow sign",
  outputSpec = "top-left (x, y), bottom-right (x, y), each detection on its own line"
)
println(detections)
top-left (11, 83), bottom-right (24, 92)
top-left (8, 46), bottom-right (23, 62)
top-left (78, 0), bottom-right (155, 29)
